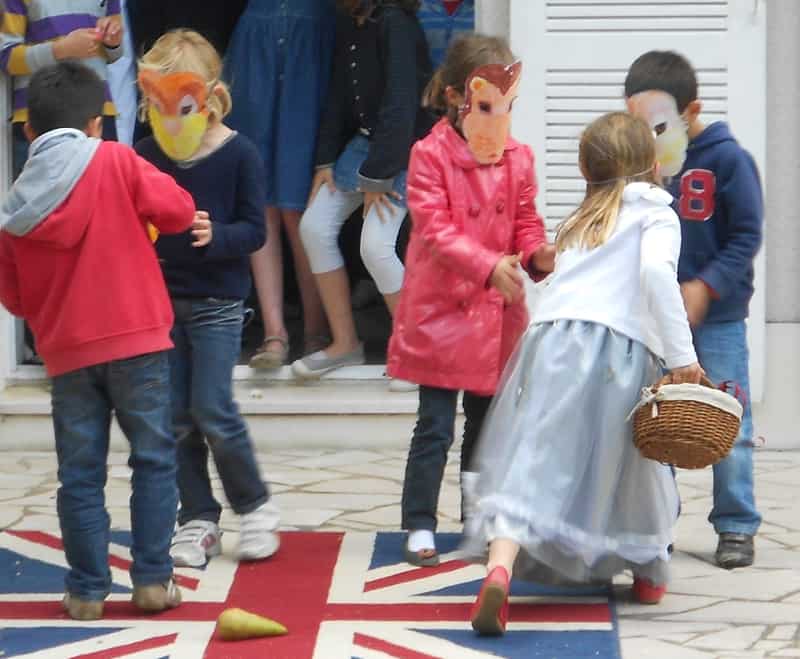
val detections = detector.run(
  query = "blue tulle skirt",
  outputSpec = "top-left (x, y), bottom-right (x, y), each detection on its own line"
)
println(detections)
top-left (463, 320), bottom-right (679, 585)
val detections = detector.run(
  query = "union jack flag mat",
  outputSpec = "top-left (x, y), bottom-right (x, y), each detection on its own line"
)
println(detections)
top-left (0, 530), bottom-right (621, 658)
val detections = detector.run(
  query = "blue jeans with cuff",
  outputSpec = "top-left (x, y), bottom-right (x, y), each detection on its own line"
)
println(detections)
top-left (52, 351), bottom-right (177, 601)
top-left (170, 298), bottom-right (269, 526)
top-left (693, 320), bottom-right (761, 536)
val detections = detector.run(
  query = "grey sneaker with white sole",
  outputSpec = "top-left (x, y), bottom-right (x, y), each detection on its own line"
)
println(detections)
top-left (291, 344), bottom-right (365, 379)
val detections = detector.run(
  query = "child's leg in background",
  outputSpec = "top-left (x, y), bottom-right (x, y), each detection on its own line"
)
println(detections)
top-left (359, 200), bottom-right (407, 315)
top-left (180, 299), bottom-right (270, 515)
top-left (282, 208), bottom-right (329, 348)
top-left (107, 352), bottom-right (177, 590)
top-left (170, 302), bottom-right (222, 526)
top-left (249, 207), bottom-right (289, 364)
top-left (52, 366), bottom-right (114, 602)
top-left (299, 184), bottom-right (363, 357)
top-left (693, 321), bottom-right (761, 536)
top-left (460, 392), bottom-right (493, 521)
top-left (401, 386), bottom-right (460, 534)
top-left (359, 171), bottom-right (409, 315)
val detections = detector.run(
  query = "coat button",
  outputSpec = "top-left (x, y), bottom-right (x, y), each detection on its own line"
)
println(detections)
top-left (350, 44), bottom-right (357, 51)
top-left (351, 61), bottom-right (357, 68)
top-left (496, 200), bottom-right (505, 213)
top-left (469, 206), bottom-right (480, 217)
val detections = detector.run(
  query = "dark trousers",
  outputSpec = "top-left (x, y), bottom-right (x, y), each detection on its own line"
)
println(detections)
top-left (401, 386), bottom-right (492, 532)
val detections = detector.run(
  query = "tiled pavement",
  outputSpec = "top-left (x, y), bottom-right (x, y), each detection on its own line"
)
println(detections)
top-left (1, 449), bottom-right (798, 658)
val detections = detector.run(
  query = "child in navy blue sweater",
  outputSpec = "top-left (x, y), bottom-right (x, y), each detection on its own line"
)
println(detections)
top-left (136, 30), bottom-right (280, 569)
top-left (625, 50), bottom-right (763, 570)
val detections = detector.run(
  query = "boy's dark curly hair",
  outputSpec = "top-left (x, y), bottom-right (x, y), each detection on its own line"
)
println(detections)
top-left (624, 50), bottom-right (698, 113)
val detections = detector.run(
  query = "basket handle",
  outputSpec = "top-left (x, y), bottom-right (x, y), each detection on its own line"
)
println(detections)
top-left (652, 374), bottom-right (714, 389)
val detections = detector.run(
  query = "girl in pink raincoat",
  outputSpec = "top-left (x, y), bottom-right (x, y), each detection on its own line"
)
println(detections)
top-left (387, 34), bottom-right (554, 567)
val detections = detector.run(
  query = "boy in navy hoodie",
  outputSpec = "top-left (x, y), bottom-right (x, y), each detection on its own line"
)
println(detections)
top-left (625, 51), bottom-right (763, 570)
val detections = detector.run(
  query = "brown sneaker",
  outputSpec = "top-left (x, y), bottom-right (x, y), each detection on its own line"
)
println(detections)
top-left (132, 580), bottom-right (182, 613)
top-left (62, 593), bottom-right (103, 621)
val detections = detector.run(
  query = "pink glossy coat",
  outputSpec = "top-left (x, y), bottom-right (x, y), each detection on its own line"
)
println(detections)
top-left (387, 118), bottom-right (547, 395)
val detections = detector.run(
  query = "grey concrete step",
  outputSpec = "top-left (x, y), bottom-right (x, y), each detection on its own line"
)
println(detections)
top-left (0, 379), bottom-right (430, 451)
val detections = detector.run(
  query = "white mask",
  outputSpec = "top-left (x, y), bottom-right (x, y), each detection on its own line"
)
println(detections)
top-left (628, 90), bottom-right (689, 178)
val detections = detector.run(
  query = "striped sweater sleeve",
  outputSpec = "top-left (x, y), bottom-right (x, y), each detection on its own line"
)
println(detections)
top-left (0, 0), bottom-right (56, 76)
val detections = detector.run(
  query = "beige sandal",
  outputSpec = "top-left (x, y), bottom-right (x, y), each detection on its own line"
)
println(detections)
top-left (249, 336), bottom-right (289, 370)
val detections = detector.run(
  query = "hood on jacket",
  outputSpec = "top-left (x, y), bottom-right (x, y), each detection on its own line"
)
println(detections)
top-left (689, 121), bottom-right (735, 152)
top-left (0, 128), bottom-right (100, 245)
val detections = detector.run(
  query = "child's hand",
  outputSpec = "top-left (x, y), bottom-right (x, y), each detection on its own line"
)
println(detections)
top-left (668, 362), bottom-right (705, 385)
top-left (490, 252), bottom-right (524, 304)
top-left (363, 190), bottom-right (402, 222)
top-left (53, 28), bottom-right (102, 60)
top-left (96, 16), bottom-right (122, 48)
top-left (191, 211), bottom-right (213, 247)
top-left (531, 244), bottom-right (556, 274)
top-left (308, 168), bottom-right (335, 205)
top-left (681, 279), bottom-right (711, 327)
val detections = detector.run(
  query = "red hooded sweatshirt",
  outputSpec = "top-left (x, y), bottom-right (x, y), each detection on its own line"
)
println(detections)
top-left (0, 129), bottom-right (195, 376)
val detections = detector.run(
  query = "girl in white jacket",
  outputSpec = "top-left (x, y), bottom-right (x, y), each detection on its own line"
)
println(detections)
top-left (464, 112), bottom-right (703, 636)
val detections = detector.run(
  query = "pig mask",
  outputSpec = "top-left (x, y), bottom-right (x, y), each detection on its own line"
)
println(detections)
top-left (460, 61), bottom-right (522, 165)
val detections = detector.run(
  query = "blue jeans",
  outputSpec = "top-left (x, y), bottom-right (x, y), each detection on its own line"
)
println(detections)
top-left (401, 386), bottom-right (492, 532)
top-left (52, 352), bottom-right (177, 601)
top-left (693, 321), bottom-right (761, 536)
top-left (170, 298), bottom-right (269, 525)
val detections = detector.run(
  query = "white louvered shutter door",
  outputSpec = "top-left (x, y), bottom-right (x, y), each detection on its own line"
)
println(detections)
top-left (510, 0), bottom-right (767, 400)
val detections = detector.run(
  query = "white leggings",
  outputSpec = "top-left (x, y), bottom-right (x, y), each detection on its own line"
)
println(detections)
top-left (299, 183), bottom-right (406, 295)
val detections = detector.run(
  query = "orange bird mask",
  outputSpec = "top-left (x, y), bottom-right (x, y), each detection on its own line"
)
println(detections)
top-left (138, 69), bottom-right (211, 163)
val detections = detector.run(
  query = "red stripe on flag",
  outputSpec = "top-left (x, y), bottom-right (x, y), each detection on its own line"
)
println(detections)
top-left (354, 632), bottom-right (440, 659)
top-left (71, 633), bottom-right (177, 659)
top-left (364, 560), bottom-right (468, 592)
top-left (6, 530), bottom-right (200, 590)
top-left (202, 532), bottom-right (345, 659)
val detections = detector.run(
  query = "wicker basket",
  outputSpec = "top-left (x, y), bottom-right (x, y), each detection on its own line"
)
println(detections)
top-left (632, 376), bottom-right (743, 469)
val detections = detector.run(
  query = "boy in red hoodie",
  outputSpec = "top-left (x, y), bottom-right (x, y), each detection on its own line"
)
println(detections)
top-left (0, 62), bottom-right (195, 621)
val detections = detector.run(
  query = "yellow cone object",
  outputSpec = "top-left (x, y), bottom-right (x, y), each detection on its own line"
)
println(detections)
top-left (216, 608), bottom-right (288, 641)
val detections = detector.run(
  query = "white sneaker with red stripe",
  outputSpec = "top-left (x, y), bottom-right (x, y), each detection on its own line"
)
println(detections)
top-left (170, 520), bottom-right (222, 568)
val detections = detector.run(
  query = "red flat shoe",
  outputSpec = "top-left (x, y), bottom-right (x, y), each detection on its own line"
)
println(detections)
top-left (632, 576), bottom-right (667, 604)
top-left (470, 566), bottom-right (510, 635)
